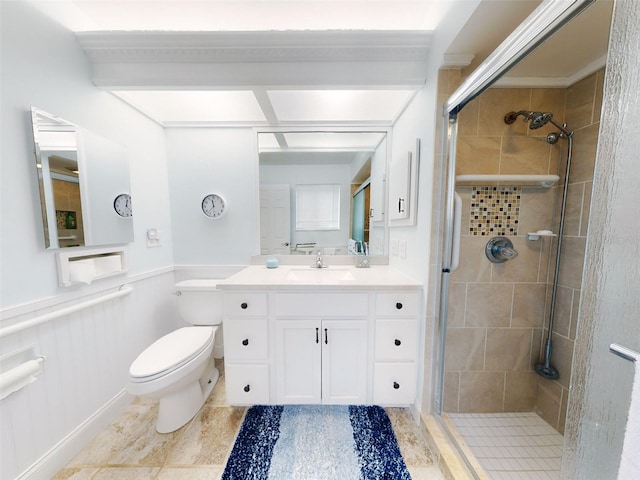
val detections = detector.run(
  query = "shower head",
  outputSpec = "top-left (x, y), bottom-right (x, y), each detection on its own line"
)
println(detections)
top-left (528, 112), bottom-right (553, 130)
top-left (504, 110), bottom-right (574, 138)
top-left (504, 110), bottom-right (552, 129)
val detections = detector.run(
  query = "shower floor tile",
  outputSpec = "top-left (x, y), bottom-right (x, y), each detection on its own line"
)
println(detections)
top-left (446, 412), bottom-right (563, 480)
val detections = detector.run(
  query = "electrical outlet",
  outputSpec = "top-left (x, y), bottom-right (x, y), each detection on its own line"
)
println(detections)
top-left (399, 239), bottom-right (407, 259)
top-left (391, 239), bottom-right (399, 256)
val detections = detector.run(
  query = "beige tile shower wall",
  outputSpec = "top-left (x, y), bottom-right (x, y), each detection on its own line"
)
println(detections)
top-left (535, 69), bottom-right (603, 434)
top-left (443, 84), bottom-right (566, 416)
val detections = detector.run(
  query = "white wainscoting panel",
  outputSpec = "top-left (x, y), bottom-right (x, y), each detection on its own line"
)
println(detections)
top-left (0, 270), bottom-right (179, 480)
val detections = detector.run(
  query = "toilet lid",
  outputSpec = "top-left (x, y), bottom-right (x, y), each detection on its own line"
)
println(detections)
top-left (129, 327), bottom-right (214, 380)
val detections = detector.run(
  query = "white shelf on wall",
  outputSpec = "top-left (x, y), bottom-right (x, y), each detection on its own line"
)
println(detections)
top-left (56, 246), bottom-right (127, 287)
top-left (455, 174), bottom-right (560, 188)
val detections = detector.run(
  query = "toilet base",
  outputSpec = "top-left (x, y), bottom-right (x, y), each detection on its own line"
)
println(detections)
top-left (155, 361), bottom-right (220, 433)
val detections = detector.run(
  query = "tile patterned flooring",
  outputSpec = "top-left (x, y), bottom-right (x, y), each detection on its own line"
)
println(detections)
top-left (54, 360), bottom-right (444, 479)
top-left (446, 412), bottom-right (563, 480)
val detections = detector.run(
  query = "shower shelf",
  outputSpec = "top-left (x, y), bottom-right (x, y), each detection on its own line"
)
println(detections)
top-left (455, 174), bottom-right (559, 187)
top-left (527, 230), bottom-right (557, 241)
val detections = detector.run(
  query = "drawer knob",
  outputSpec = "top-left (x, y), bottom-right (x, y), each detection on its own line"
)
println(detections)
top-left (241, 302), bottom-right (248, 309)
top-left (396, 302), bottom-right (403, 310)
top-left (394, 339), bottom-right (401, 346)
top-left (242, 338), bottom-right (249, 346)
top-left (393, 382), bottom-right (400, 390)
top-left (243, 384), bottom-right (251, 393)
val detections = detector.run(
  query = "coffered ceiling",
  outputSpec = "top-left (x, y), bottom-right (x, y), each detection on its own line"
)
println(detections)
top-left (27, 0), bottom-right (613, 127)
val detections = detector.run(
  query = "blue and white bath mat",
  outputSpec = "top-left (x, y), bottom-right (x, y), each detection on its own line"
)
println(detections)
top-left (222, 405), bottom-right (411, 480)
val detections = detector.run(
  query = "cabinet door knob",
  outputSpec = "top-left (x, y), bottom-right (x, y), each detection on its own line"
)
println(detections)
top-left (396, 302), bottom-right (403, 310)
top-left (241, 302), bottom-right (248, 309)
top-left (316, 327), bottom-right (319, 344)
top-left (324, 328), bottom-right (328, 345)
top-left (243, 384), bottom-right (251, 392)
top-left (394, 339), bottom-right (401, 346)
top-left (393, 382), bottom-right (400, 390)
top-left (242, 338), bottom-right (249, 346)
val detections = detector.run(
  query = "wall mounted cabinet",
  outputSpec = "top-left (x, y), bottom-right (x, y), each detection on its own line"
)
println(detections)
top-left (389, 138), bottom-right (420, 226)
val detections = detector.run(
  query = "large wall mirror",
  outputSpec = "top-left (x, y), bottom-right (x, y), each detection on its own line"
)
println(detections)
top-left (31, 107), bottom-right (134, 249)
top-left (258, 130), bottom-right (389, 256)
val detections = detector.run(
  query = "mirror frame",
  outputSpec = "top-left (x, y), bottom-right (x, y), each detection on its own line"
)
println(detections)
top-left (253, 126), bottom-right (392, 259)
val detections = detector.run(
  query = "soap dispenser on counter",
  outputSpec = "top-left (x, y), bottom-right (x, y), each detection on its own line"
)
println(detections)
top-left (355, 242), bottom-right (370, 268)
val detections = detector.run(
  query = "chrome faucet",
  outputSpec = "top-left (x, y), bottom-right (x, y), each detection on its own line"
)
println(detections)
top-left (313, 250), bottom-right (327, 268)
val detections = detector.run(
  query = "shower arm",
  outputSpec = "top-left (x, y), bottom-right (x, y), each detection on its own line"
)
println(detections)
top-left (547, 118), bottom-right (573, 138)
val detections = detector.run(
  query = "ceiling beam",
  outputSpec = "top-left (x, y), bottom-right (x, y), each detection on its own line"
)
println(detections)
top-left (77, 30), bottom-right (433, 89)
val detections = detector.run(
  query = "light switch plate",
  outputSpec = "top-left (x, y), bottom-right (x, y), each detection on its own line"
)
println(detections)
top-left (399, 239), bottom-right (407, 259)
top-left (391, 239), bottom-right (399, 256)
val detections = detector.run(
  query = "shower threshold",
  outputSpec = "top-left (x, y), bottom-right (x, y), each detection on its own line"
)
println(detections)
top-left (444, 412), bottom-right (563, 480)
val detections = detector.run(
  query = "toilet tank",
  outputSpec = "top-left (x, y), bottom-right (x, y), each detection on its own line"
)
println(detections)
top-left (175, 279), bottom-right (222, 326)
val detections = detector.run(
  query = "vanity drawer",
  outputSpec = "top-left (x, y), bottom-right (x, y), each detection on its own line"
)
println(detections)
top-left (375, 292), bottom-right (420, 317)
top-left (223, 292), bottom-right (268, 316)
top-left (274, 293), bottom-right (369, 317)
top-left (373, 363), bottom-right (417, 405)
top-left (375, 320), bottom-right (418, 361)
top-left (225, 364), bottom-right (269, 405)
top-left (223, 318), bottom-right (268, 360)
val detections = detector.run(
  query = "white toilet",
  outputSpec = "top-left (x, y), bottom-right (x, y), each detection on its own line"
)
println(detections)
top-left (128, 279), bottom-right (222, 433)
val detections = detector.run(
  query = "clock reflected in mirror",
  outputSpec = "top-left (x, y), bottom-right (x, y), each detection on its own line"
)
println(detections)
top-left (113, 193), bottom-right (132, 217)
top-left (202, 193), bottom-right (226, 218)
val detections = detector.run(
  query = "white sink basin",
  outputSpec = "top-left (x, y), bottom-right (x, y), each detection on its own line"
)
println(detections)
top-left (285, 268), bottom-right (356, 283)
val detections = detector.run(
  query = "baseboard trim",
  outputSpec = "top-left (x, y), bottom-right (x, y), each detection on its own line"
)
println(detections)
top-left (17, 390), bottom-right (132, 480)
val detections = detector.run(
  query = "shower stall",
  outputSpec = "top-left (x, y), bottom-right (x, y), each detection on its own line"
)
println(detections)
top-left (431, 1), bottom-right (609, 478)
top-left (436, 74), bottom-right (604, 480)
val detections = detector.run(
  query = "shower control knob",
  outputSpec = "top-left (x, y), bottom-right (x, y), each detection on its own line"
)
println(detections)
top-left (241, 302), bottom-right (248, 309)
top-left (394, 339), bottom-right (401, 346)
top-left (396, 302), bottom-right (403, 310)
top-left (242, 339), bottom-right (249, 346)
top-left (244, 385), bottom-right (251, 393)
top-left (393, 382), bottom-right (400, 390)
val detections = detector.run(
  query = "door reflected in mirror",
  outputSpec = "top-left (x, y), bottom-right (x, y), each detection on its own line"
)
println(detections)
top-left (31, 107), bottom-right (134, 249)
top-left (258, 131), bottom-right (388, 256)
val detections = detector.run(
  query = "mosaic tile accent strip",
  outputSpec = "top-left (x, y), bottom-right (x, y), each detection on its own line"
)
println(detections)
top-left (469, 186), bottom-right (521, 236)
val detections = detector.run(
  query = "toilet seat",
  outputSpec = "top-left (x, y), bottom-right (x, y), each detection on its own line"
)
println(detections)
top-left (129, 326), bottom-right (215, 383)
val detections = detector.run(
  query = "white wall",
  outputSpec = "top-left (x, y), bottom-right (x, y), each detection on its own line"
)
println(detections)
top-left (1, 2), bottom-right (174, 308)
top-left (1, 3), bottom-right (178, 479)
top-left (164, 128), bottom-right (258, 265)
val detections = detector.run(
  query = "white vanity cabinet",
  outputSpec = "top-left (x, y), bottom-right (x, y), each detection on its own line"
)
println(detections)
top-left (217, 266), bottom-right (423, 408)
top-left (274, 293), bottom-right (369, 404)
top-left (372, 292), bottom-right (420, 405)
top-left (222, 292), bottom-right (270, 405)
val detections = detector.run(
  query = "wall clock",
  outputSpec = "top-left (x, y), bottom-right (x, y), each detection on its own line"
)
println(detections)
top-left (202, 193), bottom-right (226, 218)
top-left (113, 193), bottom-right (132, 217)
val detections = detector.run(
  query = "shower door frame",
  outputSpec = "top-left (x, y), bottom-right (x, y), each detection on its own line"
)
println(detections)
top-left (433, 0), bottom-right (596, 473)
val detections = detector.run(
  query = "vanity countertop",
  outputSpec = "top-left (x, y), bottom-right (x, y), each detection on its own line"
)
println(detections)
top-left (215, 265), bottom-right (422, 291)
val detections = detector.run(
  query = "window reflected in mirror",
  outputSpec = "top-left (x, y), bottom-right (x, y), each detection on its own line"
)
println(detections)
top-left (258, 131), bottom-right (387, 256)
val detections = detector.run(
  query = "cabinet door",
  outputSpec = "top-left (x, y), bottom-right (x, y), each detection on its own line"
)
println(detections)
top-left (321, 320), bottom-right (368, 404)
top-left (275, 320), bottom-right (321, 404)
